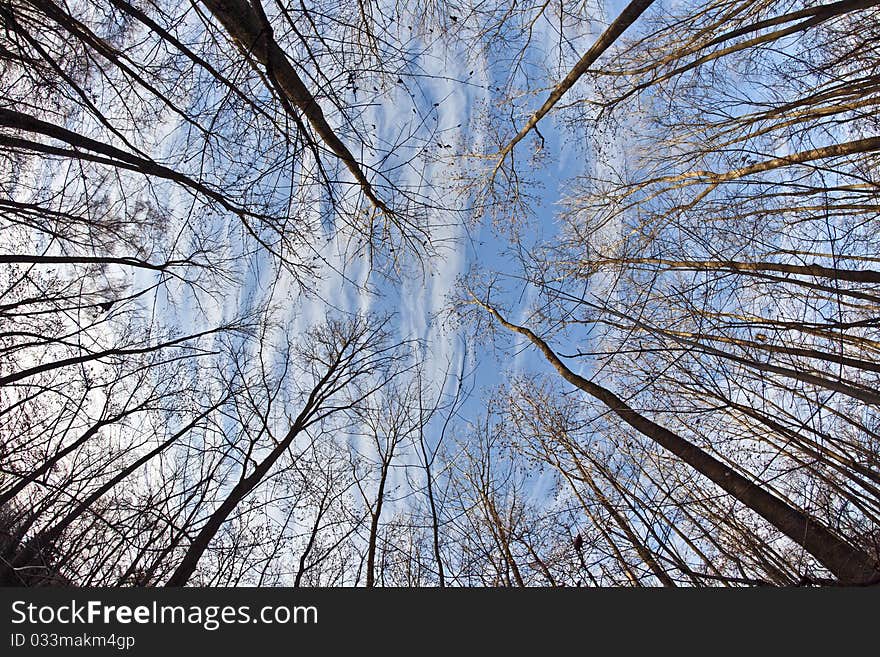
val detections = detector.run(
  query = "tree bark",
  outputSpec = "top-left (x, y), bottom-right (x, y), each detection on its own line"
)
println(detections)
top-left (476, 296), bottom-right (880, 584)
top-left (200, 0), bottom-right (391, 215)
top-left (491, 0), bottom-right (655, 179)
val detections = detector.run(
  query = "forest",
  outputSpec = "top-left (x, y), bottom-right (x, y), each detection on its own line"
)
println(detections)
top-left (1, 0), bottom-right (879, 587)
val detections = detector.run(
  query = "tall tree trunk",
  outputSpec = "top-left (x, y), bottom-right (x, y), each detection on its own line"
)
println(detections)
top-left (164, 421), bottom-right (303, 586)
top-left (491, 0), bottom-right (655, 178)
top-left (476, 297), bottom-right (880, 584)
top-left (365, 455), bottom-right (391, 588)
top-left (200, 0), bottom-right (391, 215)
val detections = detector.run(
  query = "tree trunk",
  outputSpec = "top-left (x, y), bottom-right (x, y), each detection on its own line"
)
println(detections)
top-left (477, 297), bottom-right (880, 584)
